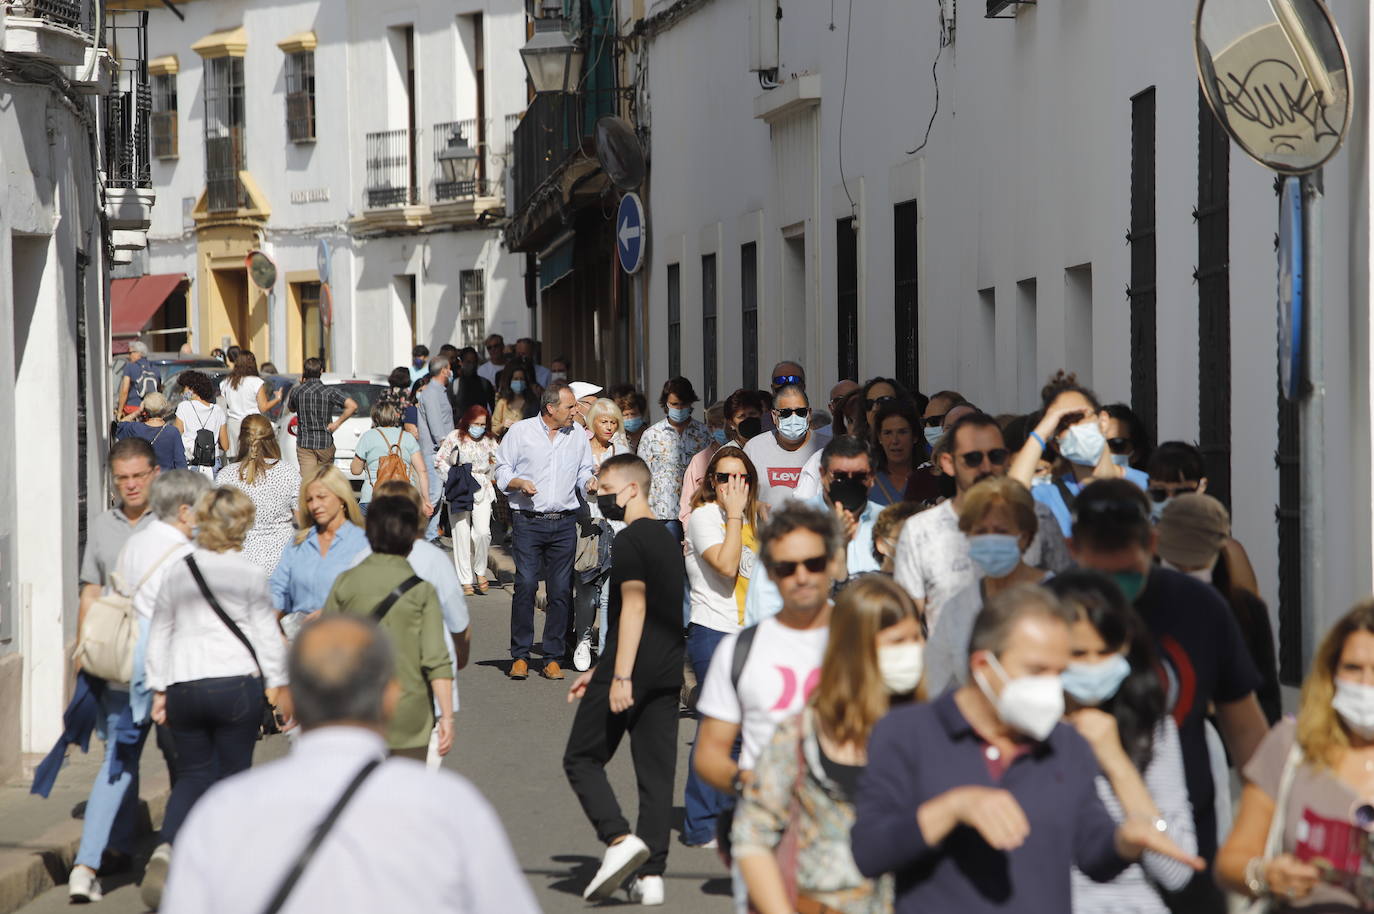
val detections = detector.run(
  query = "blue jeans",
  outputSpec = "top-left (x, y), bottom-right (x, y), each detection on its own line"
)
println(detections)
top-left (161, 676), bottom-right (262, 845)
top-left (425, 451), bottom-right (445, 541)
top-left (509, 512), bottom-right (576, 661)
top-left (75, 688), bottom-right (150, 870)
top-left (682, 623), bottom-right (737, 845)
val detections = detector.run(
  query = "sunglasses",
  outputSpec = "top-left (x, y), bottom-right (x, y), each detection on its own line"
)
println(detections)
top-left (776, 407), bottom-right (811, 419)
top-left (955, 448), bottom-right (1009, 469)
top-left (1146, 484), bottom-right (1199, 503)
top-left (1107, 437), bottom-right (1133, 455)
top-left (923, 413), bottom-right (946, 428)
top-left (773, 375), bottom-right (804, 387)
top-left (865, 395), bottom-right (897, 412)
top-left (830, 470), bottom-right (870, 482)
top-left (768, 554), bottom-right (829, 578)
top-left (713, 472), bottom-right (747, 484)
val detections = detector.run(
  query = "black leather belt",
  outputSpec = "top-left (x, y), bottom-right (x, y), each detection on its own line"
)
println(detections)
top-left (516, 509), bottom-right (576, 519)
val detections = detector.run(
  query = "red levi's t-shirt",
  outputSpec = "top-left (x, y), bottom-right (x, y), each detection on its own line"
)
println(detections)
top-left (744, 431), bottom-right (823, 510)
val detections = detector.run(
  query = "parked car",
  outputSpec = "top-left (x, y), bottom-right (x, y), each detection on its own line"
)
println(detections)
top-left (274, 375), bottom-right (391, 488)
top-left (110, 353), bottom-right (225, 406)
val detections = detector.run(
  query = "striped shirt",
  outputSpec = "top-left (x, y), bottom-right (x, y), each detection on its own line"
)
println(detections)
top-left (288, 379), bottom-right (348, 450)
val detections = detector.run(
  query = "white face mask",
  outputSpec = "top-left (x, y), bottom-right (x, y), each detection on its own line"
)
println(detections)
top-left (878, 643), bottom-right (925, 695)
top-left (1160, 557), bottom-right (1215, 584)
top-left (973, 653), bottom-right (1064, 742)
top-left (1334, 679), bottom-right (1374, 739)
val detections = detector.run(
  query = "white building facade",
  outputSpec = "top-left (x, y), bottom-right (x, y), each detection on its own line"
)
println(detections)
top-left (634, 0), bottom-right (1373, 673)
top-left (130, 0), bottom-right (532, 375)
top-left (1, 1), bottom-right (156, 779)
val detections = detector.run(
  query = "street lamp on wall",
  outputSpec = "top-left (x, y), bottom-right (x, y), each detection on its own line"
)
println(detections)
top-left (437, 129), bottom-right (480, 187)
top-left (520, 0), bottom-right (584, 94)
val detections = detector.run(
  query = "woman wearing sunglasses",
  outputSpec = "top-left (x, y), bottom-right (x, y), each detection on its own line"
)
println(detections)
top-left (1218, 602), bottom-right (1374, 911)
top-left (733, 574), bottom-right (922, 914)
top-left (925, 476), bottom-right (1050, 693)
top-left (1008, 371), bottom-right (1150, 538)
top-left (681, 446), bottom-right (767, 847)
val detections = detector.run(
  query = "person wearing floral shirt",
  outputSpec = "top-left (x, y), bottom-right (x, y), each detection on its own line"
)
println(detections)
top-left (435, 405), bottom-right (500, 595)
top-left (637, 377), bottom-right (712, 540)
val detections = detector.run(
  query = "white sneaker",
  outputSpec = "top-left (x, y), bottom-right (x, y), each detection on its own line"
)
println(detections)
top-left (140, 843), bottom-right (172, 910)
top-left (583, 834), bottom-right (650, 902)
top-left (626, 875), bottom-right (665, 905)
top-left (68, 865), bottom-right (102, 903)
top-left (573, 638), bottom-right (593, 672)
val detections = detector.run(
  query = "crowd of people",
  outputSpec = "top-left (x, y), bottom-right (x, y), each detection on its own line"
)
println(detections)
top-left (55, 334), bottom-right (1374, 914)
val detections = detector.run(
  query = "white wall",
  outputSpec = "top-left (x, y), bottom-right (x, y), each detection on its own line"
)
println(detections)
top-left (639, 0), bottom-right (1374, 642)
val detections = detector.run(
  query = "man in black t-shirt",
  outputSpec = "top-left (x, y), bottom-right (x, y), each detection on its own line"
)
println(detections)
top-left (1070, 479), bottom-right (1269, 912)
top-left (563, 454), bottom-right (686, 906)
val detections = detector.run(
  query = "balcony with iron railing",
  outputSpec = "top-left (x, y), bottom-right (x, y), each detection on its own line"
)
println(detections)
top-left (5, 0), bottom-right (91, 64)
top-left (10, 0), bottom-right (83, 30)
top-left (432, 118), bottom-right (496, 202)
top-left (102, 9), bottom-right (156, 232)
top-left (364, 128), bottom-right (418, 209)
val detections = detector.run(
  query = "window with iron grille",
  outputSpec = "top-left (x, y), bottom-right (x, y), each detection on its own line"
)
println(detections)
top-left (460, 270), bottom-right (486, 348)
top-left (151, 73), bottom-right (177, 159)
top-left (837, 217), bottom-right (859, 383)
top-left (1197, 87), bottom-right (1232, 510)
top-left (285, 50), bottom-right (316, 143)
top-left (702, 254), bottom-right (717, 405)
top-left (741, 243), bottom-right (758, 390)
top-left (894, 201), bottom-right (919, 394)
top-left (204, 56), bottom-right (247, 212)
top-left (1128, 87), bottom-right (1158, 441)
top-left (667, 263), bottom-right (681, 380)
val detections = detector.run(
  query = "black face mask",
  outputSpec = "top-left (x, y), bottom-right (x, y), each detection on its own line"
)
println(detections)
top-left (737, 416), bottom-right (763, 441)
top-left (461, 363), bottom-right (477, 377)
top-left (827, 477), bottom-right (869, 515)
top-left (597, 492), bottom-right (627, 522)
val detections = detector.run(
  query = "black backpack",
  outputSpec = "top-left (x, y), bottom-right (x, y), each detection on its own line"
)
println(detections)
top-left (188, 403), bottom-right (217, 466)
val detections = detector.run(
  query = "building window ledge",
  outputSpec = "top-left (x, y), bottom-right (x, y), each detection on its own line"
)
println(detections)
top-left (66, 45), bottom-right (118, 95)
top-left (3, 14), bottom-right (89, 66)
top-left (103, 186), bottom-right (157, 231)
top-left (191, 25), bottom-right (246, 60)
top-left (111, 229), bottom-right (148, 251)
top-left (148, 54), bottom-right (178, 75)
top-left (753, 73), bottom-right (821, 124)
top-left (276, 31), bottom-right (316, 54)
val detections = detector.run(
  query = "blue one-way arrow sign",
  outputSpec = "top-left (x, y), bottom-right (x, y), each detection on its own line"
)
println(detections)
top-left (616, 193), bottom-right (646, 275)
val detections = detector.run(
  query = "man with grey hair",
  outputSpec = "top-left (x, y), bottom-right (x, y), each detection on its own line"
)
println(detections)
top-left (495, 380), bottom-right (595, 681)
top-left (115, 340), bottom-right (160, 417)
top-left (415, 353), bottom-right (455, 542)
top-left (159, 617), bottom-right (539, 914)
top-left (68, 468), bottom-right (210, 902)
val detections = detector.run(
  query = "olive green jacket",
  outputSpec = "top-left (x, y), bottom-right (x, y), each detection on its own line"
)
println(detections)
top-left (322, 553), bottom-right (450, 749)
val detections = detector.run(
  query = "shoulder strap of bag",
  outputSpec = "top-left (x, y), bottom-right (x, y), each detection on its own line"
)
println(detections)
top-left (260, 759), bottom-right (383, 914)
top-left (372, 575), bottom-right (423, 622)
top-left (1052, 474), bottom-right (1078, 512)
top-left (730, 623), bottom-right (760, 692)
top-left (1263, 741), bottom-right (1305, 859)
top-left (185, 555), bottom-right (264, 679)
top-left (129, 542), bottom-right (189, 597)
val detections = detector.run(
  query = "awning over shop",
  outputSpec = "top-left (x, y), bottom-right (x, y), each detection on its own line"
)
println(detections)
top-left (538, 232), bottom-right (575, 291)
top-left (111, 273), bottom-right (187, 352)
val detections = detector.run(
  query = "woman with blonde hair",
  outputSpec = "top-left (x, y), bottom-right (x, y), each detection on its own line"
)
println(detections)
top-left (924, 475), bottom-right (1048, 693)
top-left (214, 413), bottom-right (301, 575)
top-left (734, 575), bottom-right (923, 914)
top-left (268, 466), bottom-right (370, 638)
top-left (1218, 601), bottom-right (1374, 910)
top-left (218, 350), bottom-right (282, 452)
top-left (140, 486), bottom-right (291, 908)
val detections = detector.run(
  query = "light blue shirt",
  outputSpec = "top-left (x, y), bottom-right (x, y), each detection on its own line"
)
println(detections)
top-left (493, 415), bottom-right (596, 513)
top-left (1033, 467), bottom-right (1150, 537)
top-left (270, 522), bottom-right (372, 614)
top-left (743, 496), bottom-right (883, 625)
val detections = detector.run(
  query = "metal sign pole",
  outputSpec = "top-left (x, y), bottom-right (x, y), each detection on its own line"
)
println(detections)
top-left (1299, 169), bottom-right (1325, 671)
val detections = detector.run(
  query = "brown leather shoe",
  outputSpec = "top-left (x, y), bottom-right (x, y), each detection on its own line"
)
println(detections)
top-left (542, 660), bottom-right (565, 680)
top-left (510, 659), bottom-right (529, 680)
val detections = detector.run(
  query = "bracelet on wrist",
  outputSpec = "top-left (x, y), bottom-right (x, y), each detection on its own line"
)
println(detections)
top-left (1030, 431), bottom-right (1047, 449)
top-left (1244, 856), bottom-right (1270, 897)
top-left (726, 515), bottom-right (743, 521)
top-left (613, 675), bottom-right (632, 683)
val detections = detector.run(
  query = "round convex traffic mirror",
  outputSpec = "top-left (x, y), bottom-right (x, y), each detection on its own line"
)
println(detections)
top-left (1195, 0), bottom-right (1352, 174)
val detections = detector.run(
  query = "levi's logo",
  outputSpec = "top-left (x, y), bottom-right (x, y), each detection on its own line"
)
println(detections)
top-left (767, 467), bottom-right (801, 487)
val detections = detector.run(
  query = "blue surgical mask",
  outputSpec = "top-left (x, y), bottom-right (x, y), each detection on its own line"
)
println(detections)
top-left (777, 414), bottom-right (810, 441)
top-left (1058, 420), bottom-right (1107, 467)
top-left (1061, 654), bottom-right (1132, 706)
top-left (711, 428), bottom-right (728, 446)
top-left (624, 416), bottom-right (646, 433)
top-left (1111, 453), bottom-right (1130, 469)
top-left (468, 425), bottom-right (487, 439)
top-left (510, 380), bottom-right (526, 394)
top-left (923, 425), bottom-right (945, 451)
top-left (668, 406), bottom-right (692, 423)
top-left (967, 533), bottom-right (1022, 578)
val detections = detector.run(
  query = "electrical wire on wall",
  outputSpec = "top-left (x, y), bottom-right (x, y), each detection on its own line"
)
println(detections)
top-left (908, 0), bottom-right (953, 156)
top-left (835, 0), bottom-right (856, 220)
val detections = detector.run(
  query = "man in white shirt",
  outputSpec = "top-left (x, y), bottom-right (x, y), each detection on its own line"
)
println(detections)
top-left (160, 616), bottom-right (539, 914)
top-left (477, 333), bottom-right (508, 386)
top-left (495, 381), bottom-right (596, 681)
top-left (743, 385), bottom-right (824, 509)
top-left (67, 469), bottom-right (210, 904)
top-left (893, 411), bottom-right (1070, 632)
top-left (694, 504), bottom-right (840, 887)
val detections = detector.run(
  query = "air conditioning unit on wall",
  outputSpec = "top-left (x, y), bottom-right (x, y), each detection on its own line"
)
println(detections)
top-left (749, 0), bottom-right (779, 73)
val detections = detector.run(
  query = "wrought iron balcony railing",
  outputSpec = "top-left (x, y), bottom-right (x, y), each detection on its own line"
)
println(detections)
top-left (103, 10), bottom-right (151, 189)
top-left (10, 0), bottom-right (83, 30)
top-left (365, 128), bottom-right (417, 208)
top-left (432, 118), bottom-right (498, 203)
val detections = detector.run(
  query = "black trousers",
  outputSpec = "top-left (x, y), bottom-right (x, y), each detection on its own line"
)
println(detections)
top-left (563, 681), bottom-right (680, 877)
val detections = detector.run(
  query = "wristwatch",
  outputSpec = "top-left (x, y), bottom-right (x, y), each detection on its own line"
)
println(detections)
top-left (1244, 856), bottom-right (1270, 897)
